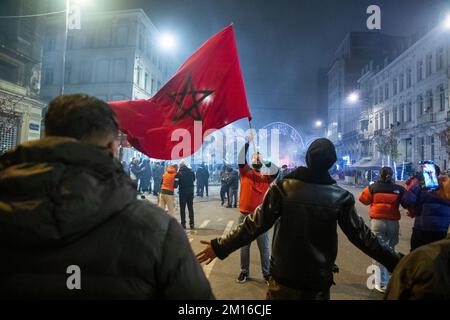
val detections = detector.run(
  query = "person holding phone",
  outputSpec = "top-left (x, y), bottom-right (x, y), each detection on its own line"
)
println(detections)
top-left (403, 163), bottom-right (450, 251)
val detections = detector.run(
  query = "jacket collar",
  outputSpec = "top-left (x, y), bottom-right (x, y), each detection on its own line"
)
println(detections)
top-left (285, 166), bottom-right (336, 185)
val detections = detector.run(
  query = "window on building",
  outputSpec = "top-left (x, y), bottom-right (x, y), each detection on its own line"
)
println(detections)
top-left (417, 60), bottom-right (423, 82)
top-left (438, 84), bottom-right (445, 111)
top-left (375, 114), bottom-right (379, 130)
top-left (379, 87), bottom-right (383, 102)
top-left (393, 78), bottom-right (398, 95)
top-left (380, 113), bottom-right (384, 130)
top-left (384, 82), bottom-right (389, 99)
top-left (436, 47), bottom-right (444, 71)
top-left (144, 72), bottom-right (149, 92)
top-left (399, 104), bottom-right (404, 123)
top-left (138, 31), bottom-right (145, 52)
top-left (385, 110), bottom-right (390, 128)
top-left (136, 66), bottom-right (142, 87)
top-left (374, 88), bottom-right (378, 104)
top-left (406, 68), bottom-right (412, 88)
top-left (95, 59), bottom-right (109, 83)
top-left (399, 73), bottom-right (404, 92)
top-left (426, 54), bottom-right (432, 77)
top-left (67, 35), bottom-right (74, 50)
top-left (420, 137), bottom-right (425, 161)
top-left (116, 25), bottom-right (129, 47)
top-left (151, 77), bottom-right (156, 95)
top-left (83, 33), bottom-right (94, 49)
top-left (407, 101), bottom-right (412, 122)
top-left (417, 94), bottom-right (424, 115)
top-left (44, 68), bottom-right (54, 85)
top-left (64, 62), bottom-right (72, 84)
top-left (430, 135), bottom-right (435, 161)
top-left (45, 35), bottom-right (56, 52)
top-left (426, 90), bottom-right (433, 113)
top-left (96, 28), bottom-right (111, 48)
top-left (80, 62), bottom-right (92, 83)
top-left (112, 59), bottom-right (126, 82)
top-left (393, 106), bottom-right (398, 124)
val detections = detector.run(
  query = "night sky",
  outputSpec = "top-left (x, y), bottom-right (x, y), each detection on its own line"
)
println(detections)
top-left (94, 0), bottom-right (449, 132)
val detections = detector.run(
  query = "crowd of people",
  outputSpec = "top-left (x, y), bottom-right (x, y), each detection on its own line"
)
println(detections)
top-left (0, 94), bottom-right (448, 300)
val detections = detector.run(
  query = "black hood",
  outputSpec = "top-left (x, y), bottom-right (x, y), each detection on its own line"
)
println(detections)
top-left (0, 137), bottom-right (137, 248)
top-left (305, 138), bottom-right (337, 172)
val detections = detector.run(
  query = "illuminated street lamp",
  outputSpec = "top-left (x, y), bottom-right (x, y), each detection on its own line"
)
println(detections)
top-left (347, 91), bottom-right (360, 104)
top-left (159, 33), bottom-right (177, 51)
top-left (443, 14), bottom-right (450, 30)
top-left (314, 120), bottom-right (323, 128)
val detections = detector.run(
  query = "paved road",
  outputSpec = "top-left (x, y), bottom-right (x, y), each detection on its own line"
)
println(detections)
top-left (143, 184), bottom-right (415, 300)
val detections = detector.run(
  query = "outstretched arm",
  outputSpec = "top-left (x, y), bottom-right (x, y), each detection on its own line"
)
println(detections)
top-left (197, 184), bottom-right (283, 263)
top-left (337, 197), bottom-right (401, 272)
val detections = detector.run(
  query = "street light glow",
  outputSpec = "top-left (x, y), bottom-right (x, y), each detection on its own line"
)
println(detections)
top-left (347, 92), bottom-right (360, 103)
top-left (159, 33), bottom-right (176, 50)
top-left (70, 0), bottom-right (91, 6)
top-left (444, 14), bottom-right (450, 30)
top-left (315, 120), bottom-right (323, 128)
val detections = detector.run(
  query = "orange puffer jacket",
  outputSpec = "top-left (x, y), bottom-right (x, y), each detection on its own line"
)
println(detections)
top-left (359, 181), bottom-right (407, 221)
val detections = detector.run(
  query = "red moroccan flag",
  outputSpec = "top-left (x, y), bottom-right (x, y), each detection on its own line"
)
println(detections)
top-left (109, 25), bottom-right (251, 160)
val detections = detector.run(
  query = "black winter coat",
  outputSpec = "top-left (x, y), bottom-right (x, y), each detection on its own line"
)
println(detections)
top-left (0, 137), bottom-right (212, 299)
top-left (176, 166), bottom-right (196, 195)
top-left (212, 166), bottom-right (401, 292)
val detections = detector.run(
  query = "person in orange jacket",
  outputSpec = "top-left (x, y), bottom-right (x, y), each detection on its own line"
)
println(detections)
top-left (159, 164), bottom-right (178, 216)
top-left (234, 137), bottom-right (279, 284)
top-left (359, 166), bottom-right (407, 292)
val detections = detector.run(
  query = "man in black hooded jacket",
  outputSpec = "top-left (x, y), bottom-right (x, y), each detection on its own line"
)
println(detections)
top-left (197, 138), bottom-right (402, 300)
top-left (0, 94), bottom-right (212, 299)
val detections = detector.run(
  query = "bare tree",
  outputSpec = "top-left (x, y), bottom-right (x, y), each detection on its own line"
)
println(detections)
top-left (375, 131), bottom-right (400, 165)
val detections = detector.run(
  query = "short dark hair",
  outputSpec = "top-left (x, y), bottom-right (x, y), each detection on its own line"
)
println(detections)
top-left (45, 94), bottom-right (118, 144)
top-left (380, 166), bottom-right (394, 182)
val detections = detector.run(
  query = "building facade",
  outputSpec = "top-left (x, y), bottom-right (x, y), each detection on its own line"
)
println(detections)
top-left (40, 9), bottom-right (173, 103)
top-left (357, 25), bottom-right (450, 171)
top-left (0, 0), bottom-right (47, 154)
top-left (327, 32), bottom-right (406, 166)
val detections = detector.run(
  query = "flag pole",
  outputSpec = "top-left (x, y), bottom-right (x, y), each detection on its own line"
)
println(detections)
top-left (247, 119), bottom-right (257, 153)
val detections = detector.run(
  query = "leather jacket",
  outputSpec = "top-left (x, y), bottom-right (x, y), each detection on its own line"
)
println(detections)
top-left (212, 167), bottom-right (401, 292)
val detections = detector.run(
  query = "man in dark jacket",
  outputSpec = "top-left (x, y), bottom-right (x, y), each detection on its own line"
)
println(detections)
top-left (176, 162), bottom-right (196, 229)
top-left (152, 162), bottom-right (164, 196)
top-left (226, 167), bottom-right (239, 208)
top-left (139, 159), bottom-right (152, 194)
top-left (197, 138), bottom-right (401, 300)
top-left (0, 94), bottom-right (212, 299)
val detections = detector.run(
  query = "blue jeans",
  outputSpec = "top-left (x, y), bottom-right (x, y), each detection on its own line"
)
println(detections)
top-left (239, 213), bottom-right (271, 277)
top-left (370, 219), bottom-right (399, 287)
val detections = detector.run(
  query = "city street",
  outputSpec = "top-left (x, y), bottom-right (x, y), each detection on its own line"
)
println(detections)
top-left (145, 183), bottom-right (416, 300)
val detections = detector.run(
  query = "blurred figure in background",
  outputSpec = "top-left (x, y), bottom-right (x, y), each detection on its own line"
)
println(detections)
top-left (220, 166), bottom-right (230, 206)
top-left (226, 167), bottom-right (239, 208)
top-left (160, 164), bottom-right (179, 216)
top-left (153, 162), bottom-right (164, 196)
top-left (139, 159), bottom-right (152, 195)
top-left (176, 162), bottom-right (196, 229)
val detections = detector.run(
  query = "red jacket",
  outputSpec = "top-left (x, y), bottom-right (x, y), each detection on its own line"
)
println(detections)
top-left (238, 164), bottom-right (276, 214)
top-left (359, 181), bottom-right (407, 221)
